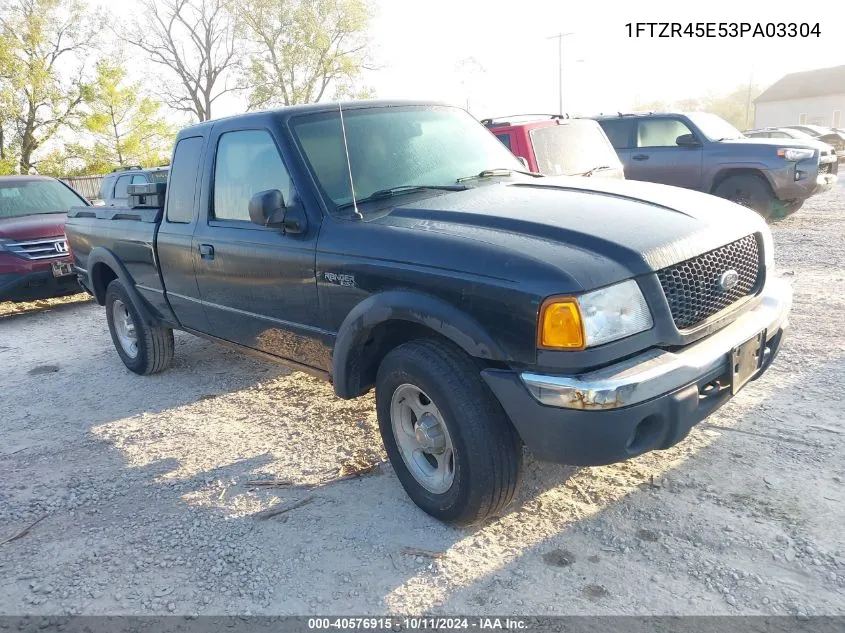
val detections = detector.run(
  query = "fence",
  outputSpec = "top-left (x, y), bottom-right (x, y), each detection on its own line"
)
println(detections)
top-left (62, 175), bottom-right (103, 202)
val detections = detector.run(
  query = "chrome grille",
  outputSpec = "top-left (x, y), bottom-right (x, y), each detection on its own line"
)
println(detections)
top-left (657, 234), bottom-right (762, 330)
top-left (5, 237), bottom-right (69, 260)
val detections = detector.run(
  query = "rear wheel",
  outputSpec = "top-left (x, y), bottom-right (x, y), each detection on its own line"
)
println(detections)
top-left (375, 339), bottom-right (523, 526)
top-left (713, 174), bottom-right (776, 220)
top-left (105, 279), bottom-right (174, 375)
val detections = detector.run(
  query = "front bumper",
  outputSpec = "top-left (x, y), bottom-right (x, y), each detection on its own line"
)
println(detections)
top-left (770, 163), bottom-right (837, 201)
top-left (0, 270), bottom-right (80, 302)
top-left (482, 277), bottom-right (792, 465)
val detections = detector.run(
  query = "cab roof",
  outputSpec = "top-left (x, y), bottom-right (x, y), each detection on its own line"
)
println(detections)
top-left (179, 100), bottom-right (454, 136)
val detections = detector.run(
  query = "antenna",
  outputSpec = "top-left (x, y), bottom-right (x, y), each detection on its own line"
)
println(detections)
top-left (338, 103), bottom-right (363, 220)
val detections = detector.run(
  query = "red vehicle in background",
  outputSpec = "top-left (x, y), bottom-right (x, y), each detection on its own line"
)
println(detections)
top-left (0, 176), bottom-right (88, 302)
top-left (483, 114), bottom-right (625, 179)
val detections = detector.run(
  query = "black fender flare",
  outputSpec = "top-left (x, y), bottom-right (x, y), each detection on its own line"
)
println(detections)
top-left (87, 247), bottom-right (158, 326)
top-left (710, 164), bottom-right (774, 195)
top-left (332, 290), bottom-right (507, 398)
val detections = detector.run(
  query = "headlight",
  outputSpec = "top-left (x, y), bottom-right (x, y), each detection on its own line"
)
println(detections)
top-left (538, 279), bottom-right (653, 350)
top-left (777, 148), bottom-right (814, 161)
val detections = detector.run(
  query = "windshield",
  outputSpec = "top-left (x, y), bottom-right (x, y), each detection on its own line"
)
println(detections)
top-left (291, 105), bottom-right (523, 214)
top-left (685, 112), bottom-right (745, 141)
top-left (529, 121), bottom-right (620, 176)
top-left (798, 125), bottom-right (830, 135)
top-left (783, 129), bottom-right (813, 139)
top-left (0, 179), bottom-right (86, 219)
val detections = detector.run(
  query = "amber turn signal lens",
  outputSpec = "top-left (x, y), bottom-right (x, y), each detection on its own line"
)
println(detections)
top-left (538, 299), bottom-right (585, 350)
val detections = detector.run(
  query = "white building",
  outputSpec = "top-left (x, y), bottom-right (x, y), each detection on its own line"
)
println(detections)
top-left (754, 65), bottom-right (845, 129)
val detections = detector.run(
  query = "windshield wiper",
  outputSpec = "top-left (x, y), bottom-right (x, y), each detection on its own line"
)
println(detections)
top-left (579, 165), bottom-right (613, 177)
top-left (456, 168), bottom-right (542, 183)
top-left (336, 184), bottom-right (467, 210)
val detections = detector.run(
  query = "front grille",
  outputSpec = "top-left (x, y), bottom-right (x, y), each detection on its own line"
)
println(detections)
top-left (5, 237), bottom-right (68, 260)
top-left (657, 234), bottom-right (762, 330)
top-left (820, 161), bottom-right (839, 175)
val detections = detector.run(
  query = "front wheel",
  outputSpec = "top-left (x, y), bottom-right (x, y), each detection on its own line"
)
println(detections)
top-left (105, 279), bottom-right (174, 375)
top-left (375, 339), bottom-right (523, 526)
top-left (713, 174), bottom-right (775, 220)
top-left (774, 199), bottom-right (804, 220)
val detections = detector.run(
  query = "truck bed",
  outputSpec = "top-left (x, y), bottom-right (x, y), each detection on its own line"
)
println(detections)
top-left (65, 205), bottom-right (166, 312)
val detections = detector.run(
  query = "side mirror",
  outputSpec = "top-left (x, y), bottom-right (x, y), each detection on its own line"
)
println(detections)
top-left (247, 189), bottom-right (308, 234)
top-left (248, 189), bottom-right (286, 227)
top-left (676, 133), bottom-right (701, 147)
top-left (515, 156), bottom-right (530, 169)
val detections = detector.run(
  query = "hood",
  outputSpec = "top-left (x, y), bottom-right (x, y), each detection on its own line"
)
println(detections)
top-left (0, 213), bottom-right (67, 241)
top-left (367, 177), bottom-right (767, 292)
top-left (722, 136), bottom-right (823, 149)
top-left (735, 136), bottom-right (835, 152)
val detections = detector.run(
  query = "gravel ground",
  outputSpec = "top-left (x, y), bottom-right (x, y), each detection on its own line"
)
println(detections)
top-left (1, 184), bottom-right (844, 617)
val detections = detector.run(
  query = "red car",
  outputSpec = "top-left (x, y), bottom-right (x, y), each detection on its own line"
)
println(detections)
top-left (482, 114), bottom-right (625, 179)
top-left (0, 176), bottom-right (88, 302)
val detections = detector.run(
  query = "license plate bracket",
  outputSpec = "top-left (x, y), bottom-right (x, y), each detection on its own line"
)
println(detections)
top-left (51, 261), bottom-right (73, 278)
top-left (731, 329), bottom-right (766, 395)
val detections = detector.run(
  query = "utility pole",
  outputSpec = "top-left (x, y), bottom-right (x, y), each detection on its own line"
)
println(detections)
top-left (547, 32), bottom-right (573, 114)
top-left (744, 65), bottom-right (755, 130)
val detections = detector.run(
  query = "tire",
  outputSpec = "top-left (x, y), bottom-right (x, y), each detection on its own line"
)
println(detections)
top-left (105, 279), bottom-right (174, 375)
top-left (774, 199), bottom-right (804, 220)
top-left (713, 174), bottom-right (775, 220)
top-left (375, 338), bottom-right (523, 526)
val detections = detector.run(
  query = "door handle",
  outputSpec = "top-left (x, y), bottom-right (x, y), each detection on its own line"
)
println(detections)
top-left (199, 244), bottom-right (214, 260)
top-left (632, 154), bottom-right (650, 161)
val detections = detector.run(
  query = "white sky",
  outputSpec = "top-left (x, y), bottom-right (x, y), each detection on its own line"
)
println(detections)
top-left (104, 0), bottom-right (845, 119)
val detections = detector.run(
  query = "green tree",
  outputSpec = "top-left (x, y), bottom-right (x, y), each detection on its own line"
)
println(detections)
top-left (239, 0), bottom-right (373, 109)
top-left (701, 85), bottom-right (761, 130)
top-left (70, 61), bottom-right (175, 174)
top-left (0, 0), bottom-right (99, 174)
top-left (633, 84), bottom-right (761, 130)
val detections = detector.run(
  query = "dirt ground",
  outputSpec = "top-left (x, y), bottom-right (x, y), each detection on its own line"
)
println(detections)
top-left (1, 183), bottom-right (844, 617)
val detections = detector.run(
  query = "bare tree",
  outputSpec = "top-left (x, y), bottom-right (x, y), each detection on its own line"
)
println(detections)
top-left (122, 0), bottom-right (239, 122)
top-left (239, 0), bottom-right (373, 109)
top-left (455, 57), bottom-right (486, 113)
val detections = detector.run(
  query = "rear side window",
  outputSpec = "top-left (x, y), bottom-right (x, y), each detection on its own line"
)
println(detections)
top-left (131, 174), bottom-right (147, 185)
top-left (598, 119), bottom-right (634, 149)
top-left (636, 118), bottom-right (695, 148)
top-left (212, 130), bottom-right (293, 222)
top-left (98, 176), bottom-right (114, 201)
top-left (166, 136), bottom-right (204, 224)
top-left (113, 175), bottom-right (132, 200)
top-left (494, 133), bottom-right (512, 151)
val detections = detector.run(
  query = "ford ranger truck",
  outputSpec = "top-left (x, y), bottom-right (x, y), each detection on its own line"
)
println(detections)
top-left (65, 100), bottom-right (792, 525)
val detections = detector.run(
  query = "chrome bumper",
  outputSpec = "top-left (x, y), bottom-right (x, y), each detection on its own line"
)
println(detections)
top-left (521, 277), bottom-right (792, 410)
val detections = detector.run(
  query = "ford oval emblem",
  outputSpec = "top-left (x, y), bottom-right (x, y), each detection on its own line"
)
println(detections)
top-left (718, 269), bottom-right (740, 292)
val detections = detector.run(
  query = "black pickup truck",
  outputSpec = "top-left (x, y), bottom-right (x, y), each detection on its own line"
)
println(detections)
top-left (65, 100), bottom-right (792, 525)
